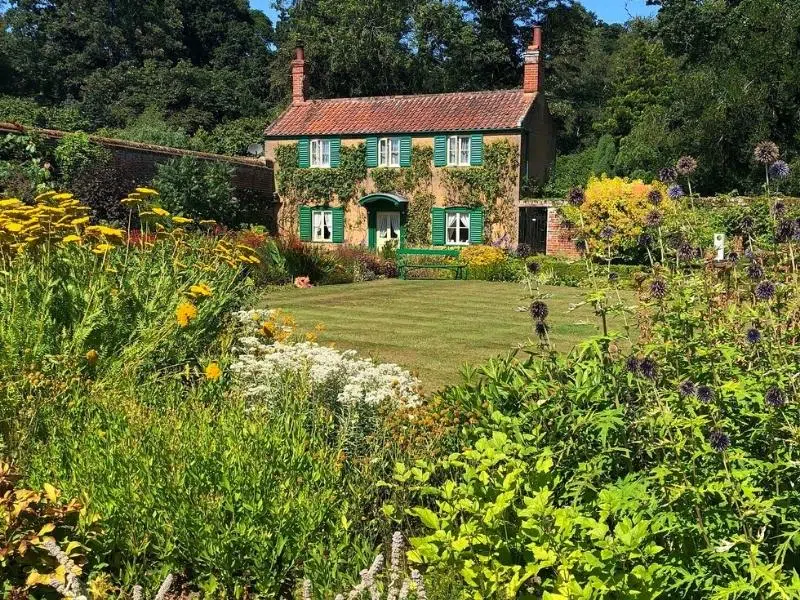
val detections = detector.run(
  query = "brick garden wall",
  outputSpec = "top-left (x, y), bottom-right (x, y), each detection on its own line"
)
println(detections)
top-left (520, 199), bottom-right (580, 258)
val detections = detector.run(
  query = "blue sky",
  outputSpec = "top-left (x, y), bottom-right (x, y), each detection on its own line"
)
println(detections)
top-left (248, 1), bottom-right (658, 24)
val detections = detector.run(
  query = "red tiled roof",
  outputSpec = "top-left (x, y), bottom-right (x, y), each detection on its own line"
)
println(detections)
top-left (264, 89), bottom-right (537, 137)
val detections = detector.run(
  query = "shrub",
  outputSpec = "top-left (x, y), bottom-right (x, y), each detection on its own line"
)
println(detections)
top-left (54, 132), bottom-right (112, 185)
top-left (153, 156), bottom-right (239, 225)
top-left (67, 162), bottom-right (140, 224)
top-left (540, 148), bottom-right (594, 198)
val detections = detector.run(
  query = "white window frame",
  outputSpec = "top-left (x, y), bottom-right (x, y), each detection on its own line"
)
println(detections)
top-left (378, 137), bottom-right (401, 167)
top-left (312, 209), bottom-right (333, 242)
top-left (310, 139), bottom-right (331, 168)
top-left (447, 135), bottom-right (471, 167)
top-left (446, 210), bottom-right (471, 246)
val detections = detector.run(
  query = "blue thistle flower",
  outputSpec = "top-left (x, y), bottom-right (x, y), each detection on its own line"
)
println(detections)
top-left (708, 430), bottom-right (731, 452)
top-left (728, 251), bottom-right (739, 263)
top-left (765, 387), bottom-right (785, 408)
top-left (740, 216), bottom-right (755, 233)
top-left (667, 184), bottom-right (684, 199)
top-left (678, 380), bottom-right (696, 398)
top-left (677, 156), bottom-right (698, 176)
top-left (625, 355), bottom-right (640, 374)
top-left (638, 232), bottom-right (653, 247)
top-left (678, 242), bottom-right (695, 261)
top-left (639, 357), bottom-right (657, 380)
top-left (648, 189), bottom-right (663, 206)
top-left (773, 200), bottom-right (787, 218)
top-left (769, 160), bottom-right (790, 179)
top-left (599, 225), bottom-right (615, 241)
top-left (575, 238), bottom-right (588, 253)
top-left (747, 263), bottom-right (764, 280)
top-left (754, 280), bottom-right (776, 301)
top-left (646, 210), bottom-right (663, 227)
top-left (697, 385), bottom-right (714, 404)
top-left (746, 328), bottom-right (761, 344)
top-left (608, 272), bottom-right (619, 283)
top-left (568, 187), bottom-right (585, 206)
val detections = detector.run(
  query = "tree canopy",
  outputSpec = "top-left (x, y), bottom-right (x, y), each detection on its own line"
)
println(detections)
top-left (0, 0), bottom-right (798, 194)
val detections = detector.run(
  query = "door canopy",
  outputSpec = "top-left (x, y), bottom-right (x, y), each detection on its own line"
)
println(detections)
top-left (358, 193), bottom-right (408, 208)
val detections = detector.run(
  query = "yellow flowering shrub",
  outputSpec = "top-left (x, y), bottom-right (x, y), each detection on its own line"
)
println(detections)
top-left (563, 176), bottom-right (673, 248)
top-left (459, 245), bottom-right (507, 267)
top-left (176, 301), bottom-right (199, 327)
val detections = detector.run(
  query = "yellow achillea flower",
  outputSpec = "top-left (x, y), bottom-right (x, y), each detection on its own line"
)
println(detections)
top-left (52, 193), bottom-right (74, 201)
top-left (86, 349), bottom-right (99, 366)
top-left (62, 234), bottom-right (81, 244)
top-left (189, 283), bottom-right (213, 298)
top-left (204, 362), bottom-right (222, 381)
top-left (199, 219), bottom-right (217, 227)
top-left (172, 216), bottom-right (194, 225)
top-left (3, 222), bottom-right (24, 233)
top-left (176, 301), bottom-right (198, 327)
top-left (151, 207), bottom-right (170, 217)
top-left (34, 191), bottom-right (57, 203)
top-left (121, 196), bottom-right (143, 208)
top-left (92, 243), bottom-right (114, 254)
top-left (71, 217), bottom-right (90, 226)
top-left (85, 225), bottom-right (124, 240)
top-left (135, 187), bottom-right (159, 196)
top-left (0, 198), bottom-right (23, 208)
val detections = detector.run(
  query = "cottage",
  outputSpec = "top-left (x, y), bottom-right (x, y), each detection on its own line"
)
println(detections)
top-left (265, 27), bottom-right (571, 255)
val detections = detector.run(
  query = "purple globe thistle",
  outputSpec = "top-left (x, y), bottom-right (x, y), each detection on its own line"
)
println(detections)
top-left (728, 251), bottom-right (739, 263)
top-left (530, 300), bottom-right (549, 321)
top-left (638, 232), bottom-right (653, 247)
top-left (678, 242), bottom-right (695, 261)
top-left (527, 260), bottom-right (541, 274)
top-left (754, 280), bottom-right (776, 301)
top-left (535, 320), bottom-right (549, 339)
top-left (773, 200), bottom-right (787, 218)
top-left (639, 357), bottom-right (658, 380)
top-left (746, 328), bottom-right (762, 344)
top-left (697, 385), bottom-right (714, 404)
top-left (667, 184), bottom-right (685, 199)
top-left (659, 167), bottom-right (678, 183)
top-left (599, 225), bottom-right (616, 241)
top-left (678, 380), bottom-right (696, 398)
top-left (646, 210), bottom-right (663, 227)
top-left (648, 189), bottom-right (663, 206)
top-left (708, 430), bottom-right (731, 452)
top-left (765, 387), bottom-right (785, 408)
top-left (568, 187), bottom-right (585, 207)
top-left (739, 216), bottom-right (755, 233)
top-left (650, 278), bottom-right (667, 299)
top-left (744, 247), bottom-right (755, 260)
top-left (754, 141), bottom-right (780, 165)
top-left (676, 155), bottom-right (698, 176)
top-left (625, 355), bottom-right (640, 374)
top-left (794, 219), bottom-right (800, 242)
top-left (776, 219), bottom-right (794, 243)
top-left (575, 238), bottom-right (588, 253)
top-left (747, 262), bottom-right (764, 280)
top-left (608, 272), bottom-right (620, 283)
top-left (770, 160), bottom-right (790, 180)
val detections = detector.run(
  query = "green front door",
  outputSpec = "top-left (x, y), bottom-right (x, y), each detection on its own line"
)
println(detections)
top-left (366, 200), bottom-right (406, 250)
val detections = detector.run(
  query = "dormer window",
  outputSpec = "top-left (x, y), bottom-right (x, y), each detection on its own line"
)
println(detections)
top-left (447, 135), bottom-right (471, 166)
top-left (310, 139), bottom-right (331, 168)
top-left (378, 138), bottom-right (401, 167)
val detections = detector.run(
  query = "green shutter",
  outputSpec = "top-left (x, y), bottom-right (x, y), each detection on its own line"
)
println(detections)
top-left (297, 138), bottom-right (310, 168)
top-left (367, 210), bottom-right (377, 249)
top-left (470, 134), bottom-right (484, 166)
top-left (433, 135), bottom-right (447, 167)
top-left (431, 207), bottom-right (445, 245)
top-left (329, 138), bottom-right (341, 168)
top-left (400, 136), bottom-right (412, 167)
top-left (299, 205), bottom-right (312, 240)
top-left (332, 207), bottom-right (345, 243)
top-left (469, 208), bottom-right (484, 245)
top-left (365, 137), bottom-right (378, 167)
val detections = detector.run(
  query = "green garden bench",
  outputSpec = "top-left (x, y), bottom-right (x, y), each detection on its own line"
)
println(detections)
top-left (396, 248), bottom-right (467, 280)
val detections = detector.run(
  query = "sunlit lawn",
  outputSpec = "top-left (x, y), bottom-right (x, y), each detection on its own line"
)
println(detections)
top-left (261, 279), bottom-right (635, 391)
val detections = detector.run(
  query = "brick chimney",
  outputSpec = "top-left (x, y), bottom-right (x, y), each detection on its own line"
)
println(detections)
top-left (291, 44), bottom-right (306, 105)
top-left (523, 26), bottom-right (543, 94)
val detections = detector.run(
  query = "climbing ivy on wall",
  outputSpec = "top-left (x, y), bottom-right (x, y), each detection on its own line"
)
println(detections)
top-left (441, 140), bottom-right (519, 233)
top-left (275, 142), bottom-right (367, 205)
top-left (406, 191), bottom-right (435, 245)
top-left (372, 146), bottom-right (433, 196)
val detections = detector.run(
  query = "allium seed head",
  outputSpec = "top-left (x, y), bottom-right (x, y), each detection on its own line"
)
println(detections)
top-left (648, 189), bottom-right (663, 205)
top-left (659, 167), bottom-right (678, 183)
top-left (638, 232), bottom-right (653, 247)
top-left (625, 355), bottom-right (640, 374)
top-left (747, 263), bottom-right (764, 280)
top-left (676, 155), bottom-right (698, 175)
top-left (678, 242), bottom-right (695, 261)
top-left (599, 225), bottom-right (616, 240)
top-left (530, 300), bottom-right (549, 321)
top-left (568, 187), bottom-right (585, 206)
top-left (708, 430), bottom-right (731, 452)
top-left (646, 210), bottom-right (663, 227)
top-left (754, 141), bottom-right (780, 165)
top-left (740, 216), bottom-right (755, 233)
top-left (650, 278), bottom-right (667, 299)
top-left (754, 280), bottom-right (776, 301)
top-left (776, 219), bottom-right (794, 243)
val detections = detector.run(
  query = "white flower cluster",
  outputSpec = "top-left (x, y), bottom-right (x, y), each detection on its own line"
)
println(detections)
top-left (230, 310), bottom-right (422, 409)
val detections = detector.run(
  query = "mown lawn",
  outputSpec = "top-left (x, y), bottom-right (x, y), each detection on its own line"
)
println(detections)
top-left (262, 279), bottom-right (635, 391)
